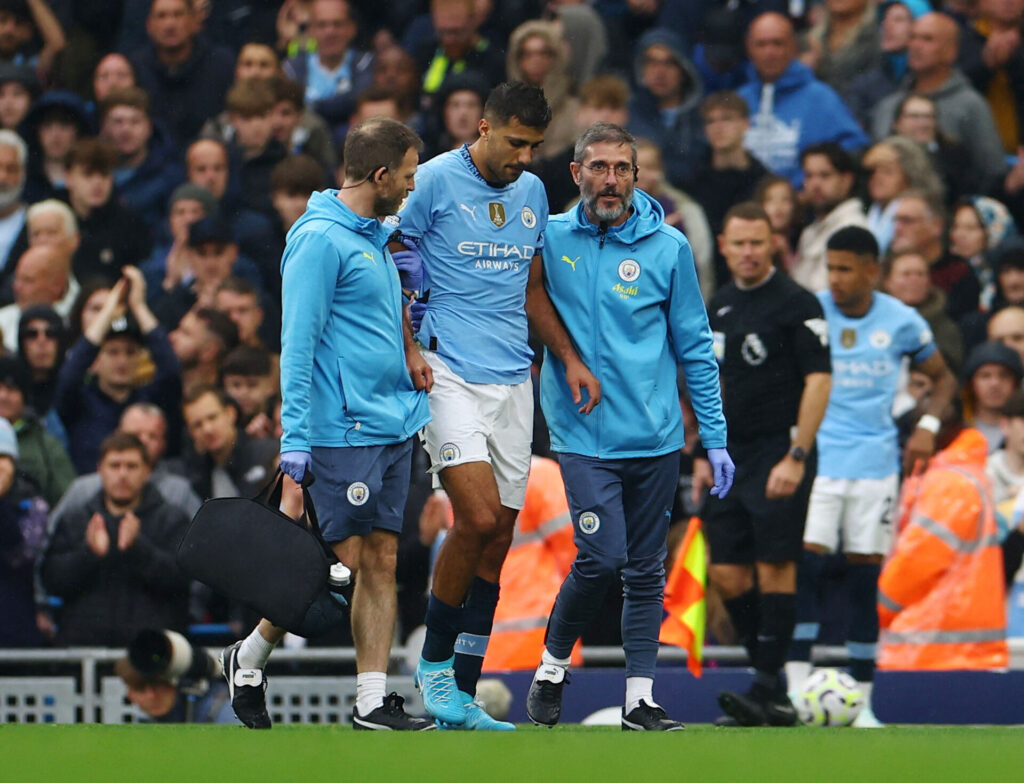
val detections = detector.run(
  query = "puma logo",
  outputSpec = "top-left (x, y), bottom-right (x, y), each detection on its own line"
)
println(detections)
top-left (562, 255), bottom-right (580, 271)
top-left (362, 251), bottom-right (376, 264)
top-left (459, 203), bottom-right (478, 221)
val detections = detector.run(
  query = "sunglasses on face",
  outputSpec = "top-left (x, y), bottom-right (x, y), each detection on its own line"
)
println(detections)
top-left (23, 327), bottom-right (59, 340)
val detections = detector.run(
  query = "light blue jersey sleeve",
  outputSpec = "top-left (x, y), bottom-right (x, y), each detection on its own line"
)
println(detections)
top-left (279, 229), bottom-right (339, 453)
top-left (896, 308), bottom-right (938, 364)
top-left (667, 235), bottom-right (727, 449)
top-left (394, 163), bottom-right (436, 244)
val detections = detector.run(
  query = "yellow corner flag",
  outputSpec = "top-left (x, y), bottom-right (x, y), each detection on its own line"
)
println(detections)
top-left (659, 516), bottom-right (706, 677)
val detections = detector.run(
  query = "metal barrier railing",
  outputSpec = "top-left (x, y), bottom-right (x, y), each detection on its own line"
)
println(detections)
top-left (2, 642), bottom-right (1022, 723)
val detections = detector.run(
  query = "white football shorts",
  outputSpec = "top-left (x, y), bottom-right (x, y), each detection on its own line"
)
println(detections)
top-left (803, 474), bottom-right (899, 555)
top-left (420, 350), bottom-right (533, 510)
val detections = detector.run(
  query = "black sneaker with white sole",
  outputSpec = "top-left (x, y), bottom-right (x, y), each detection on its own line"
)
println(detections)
top-left (621, 700), bottom-right (685, 731)
top-left (526, 665), bottom-right (569, 727)
top-left (353, 692), bottom-right (437, 731)
top-left (221, 641), bottom-right (271, 729)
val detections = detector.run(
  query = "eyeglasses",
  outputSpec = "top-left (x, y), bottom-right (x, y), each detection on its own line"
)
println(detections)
top-left (580, 161), bottom-right (636, 179)
top-left (23, 327), bottom-right (59, 340)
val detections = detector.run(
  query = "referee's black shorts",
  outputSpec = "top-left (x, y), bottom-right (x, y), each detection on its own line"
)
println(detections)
top-left (703, 433), bottom-right (815, 565)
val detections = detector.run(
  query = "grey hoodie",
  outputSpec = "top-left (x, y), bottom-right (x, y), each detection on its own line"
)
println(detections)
top-left (872, 69), bottom-right (1007, 183)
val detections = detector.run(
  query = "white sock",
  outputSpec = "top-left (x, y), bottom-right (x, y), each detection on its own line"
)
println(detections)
top-left (535, 649), bottom-right (570, 683)
top-left (785, 661), bottom-right (812, 694)
top-left (541, 649), bottom-right (571, 668)
top-left (237, 629), bottom-right (277, 669)
top-left (625, 676), bottom-right (656, 713)
top-left (858, 680), bottom-right (874, 709)
top-left (356, 671), bottom-right (387, 717)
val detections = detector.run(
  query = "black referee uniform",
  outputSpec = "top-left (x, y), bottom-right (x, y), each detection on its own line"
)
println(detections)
top-left (703, 265), bottom-right (832, 725)
top-left (704, 269), bottom-right (831, 563)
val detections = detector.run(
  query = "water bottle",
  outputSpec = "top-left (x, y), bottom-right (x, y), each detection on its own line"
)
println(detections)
top-left (328, 562), bottom-right (352, 607)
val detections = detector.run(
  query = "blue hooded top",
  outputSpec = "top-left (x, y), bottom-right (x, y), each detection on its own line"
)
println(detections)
top-left (738, 59), bottom-right (868, 185)
top-left (279, 190), bottom-right (430, 452)
top-left (540, 189), bottom-right (727, 458)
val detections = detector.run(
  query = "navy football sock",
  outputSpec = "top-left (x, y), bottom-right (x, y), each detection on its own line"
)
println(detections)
top-left (453, 577), bottom-right (500, 696)
top-left (421, 593), bottom-right (462, 663)
top-left (846, 562), bottom-right (881, 683)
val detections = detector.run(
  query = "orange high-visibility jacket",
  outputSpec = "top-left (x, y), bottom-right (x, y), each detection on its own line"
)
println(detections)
top-left (483, 457), bottom-right (581, 671)
top-left (878, 428), bottom-right (1008, 670)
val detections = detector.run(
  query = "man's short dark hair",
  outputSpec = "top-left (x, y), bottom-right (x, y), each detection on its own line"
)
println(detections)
top-left (342, 116), bottom-right (423, 183)
top-left (700, 90), bottom-right (749, 119)
top-left (800, 141), bottom-right (856, 175)
top-left (722, 201), bottom-right (772, 230)
top-left (0, 1), bottom-right (31, 24)
top-left (194, 307), bottom-right (239, 359)
top-left (99, 430), bottom-right (150, 467)
top-left (483, 81), bottom-right (551, 130)
top-left (183, 383), bottom-right (233, 409)
top-left (578, 75), bottom-right (629, 110)
top-left (216, 276), bottom-right (260, 300)
top-left (65, 138), bottom-right (118, 175)
top-left (827, 225), bottom-right (879, 260)
top-left (267, 74), bottom-right (304, 109)
top-left (271, 153), bottom-right (327, 196)
top-left (99, 86), bottom-right (151, 123)
top-left (226, 78), bottom-right (275, 118)
top-left (221, 344), bottom-right (272, 378)
top-left (573, 121), bottom-right (636, 165)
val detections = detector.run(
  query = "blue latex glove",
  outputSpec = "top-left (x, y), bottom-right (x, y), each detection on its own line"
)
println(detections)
top-left (409, 289), bottom-right (429, 333)
top-left (392, 237), bottom-right (422, 295)
top-left (280, 451), bottom-right (312, 483)
top-left (707, 447), bottom-right (735, 498)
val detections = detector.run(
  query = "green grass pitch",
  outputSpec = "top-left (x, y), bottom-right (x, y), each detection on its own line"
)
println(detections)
top-left (3, 724), bottom-right (1024, 783)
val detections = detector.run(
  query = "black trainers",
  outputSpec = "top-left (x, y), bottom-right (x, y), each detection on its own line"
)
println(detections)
top-left (221, 641), bottom-right (271, 729)
top-left (718, 688), bottom-right (798, 727)
top-left (526, 665), bottom-right (569, 727)
top-left (353, 692), bottom-right (437, 731)
top-left (713, 715), bottom-right (741, 727)
top-left (621, 700), bottom-right (685, 731)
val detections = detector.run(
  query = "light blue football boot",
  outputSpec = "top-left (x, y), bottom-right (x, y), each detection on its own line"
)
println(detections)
top-left (415, 656), bottom-right (467, 725)
top-left (436, 691), bottom-right (516, 731)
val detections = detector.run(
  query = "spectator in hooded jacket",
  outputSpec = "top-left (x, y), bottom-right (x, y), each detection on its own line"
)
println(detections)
top-left (0, 354), bottom-right (72, 506)
top-left (739, 12), bottom-right (868, 186)
top-left (0, 417), bottom-right (49, 647)
top-left (627, 29), bottom-right (707, 188)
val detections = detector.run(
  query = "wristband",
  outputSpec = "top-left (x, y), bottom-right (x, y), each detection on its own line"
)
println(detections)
top-left (916, 414), bottom-right (941, 435)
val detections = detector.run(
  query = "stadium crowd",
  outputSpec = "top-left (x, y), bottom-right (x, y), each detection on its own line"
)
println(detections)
top-left (1, 0), bottom-right (1023, 724)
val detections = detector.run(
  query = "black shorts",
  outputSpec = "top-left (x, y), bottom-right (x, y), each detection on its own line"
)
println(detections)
top-left (703, 434), bottom-right (815, 565)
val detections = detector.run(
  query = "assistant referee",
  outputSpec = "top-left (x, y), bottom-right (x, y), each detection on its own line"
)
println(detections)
top-left (692, 202), bottom-right (832, 727)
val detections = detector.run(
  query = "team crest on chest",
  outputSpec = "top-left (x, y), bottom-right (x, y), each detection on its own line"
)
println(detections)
top-left (618, 259), bottom-right (641, 282)
top-left (521, 206), bottom-right (537, 228)
top-left (841, 328), bottom-right (857, 348)
top-left (870, 330), bottom-right (891, 349)
top-left (488, 202), bottom-right (506, 227)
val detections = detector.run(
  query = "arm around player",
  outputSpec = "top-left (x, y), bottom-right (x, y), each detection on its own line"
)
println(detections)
top-left (526, 254), bottom-right (601, 414)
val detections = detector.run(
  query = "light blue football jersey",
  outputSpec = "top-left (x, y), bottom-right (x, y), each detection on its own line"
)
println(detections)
top-left (395, 145), bottom-right (548, 384)
top-left (816, 291), bottom-right (937, 479)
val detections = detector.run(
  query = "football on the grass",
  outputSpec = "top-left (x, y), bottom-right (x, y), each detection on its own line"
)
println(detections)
top-left (793, 668), bottom-right (865, 727)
